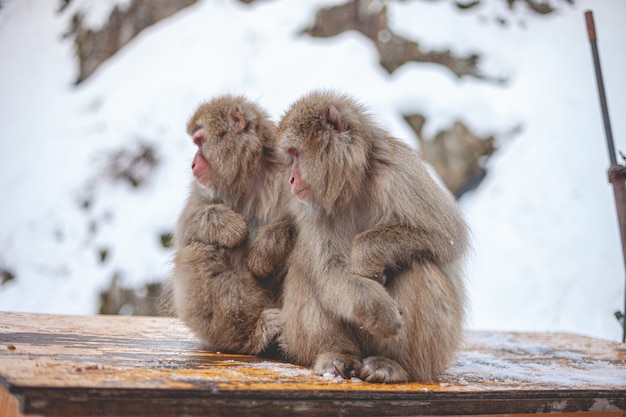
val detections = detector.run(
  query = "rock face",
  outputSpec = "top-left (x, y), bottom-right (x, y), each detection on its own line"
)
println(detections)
top-left (404, 114), bottom-right (499, 199)
top-left (303, 0), bottom-right (495, 81)
top-left (66, 0), bottom-right (198, 84)
top-left (99, 275), bottom-right (165, 316)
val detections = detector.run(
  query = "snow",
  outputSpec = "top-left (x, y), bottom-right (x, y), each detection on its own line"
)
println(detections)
top-left (443, 332), bottom-right (626, 388)
top-left (1, 0), bottom-right (625, 343)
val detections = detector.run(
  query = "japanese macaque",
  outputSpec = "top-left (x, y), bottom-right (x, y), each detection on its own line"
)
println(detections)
top-left (277, 90), bottom-right (469, 382)
top-left (171, 95), bottom-right (294, 355)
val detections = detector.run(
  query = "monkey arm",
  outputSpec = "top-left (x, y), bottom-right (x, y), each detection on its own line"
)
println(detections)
top-left (349, 223), bottom-right (466, 283)
top-left (178, 204), bottom-right (249, 249)
top-left (247, 216), bottom-right (297, 279)
top-left (306, 258), bottom-right (403, 339)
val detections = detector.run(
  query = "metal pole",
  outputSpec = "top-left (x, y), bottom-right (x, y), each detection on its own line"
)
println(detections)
top-left (585, 10), bottom-right (626, 343)
top-left (585, 11), bottom-right (616, 165)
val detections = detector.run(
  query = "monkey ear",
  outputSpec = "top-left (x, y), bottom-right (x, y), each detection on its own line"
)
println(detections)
top-left (324, 105), bottom-right (347, 134)
top-left (227, 107), bottom-right (247, 134)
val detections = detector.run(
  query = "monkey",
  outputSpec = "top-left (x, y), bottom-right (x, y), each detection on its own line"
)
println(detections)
top-left (170, 95), bottom-right (295, 356)
top-left (275, 90), bottom-right (469, 382)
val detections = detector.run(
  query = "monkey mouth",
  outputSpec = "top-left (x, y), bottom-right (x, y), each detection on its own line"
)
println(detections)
top-left (192, 151), bottom-right (213, 184)
top-left (194, 172), bottom-right (208, 183)
top-left (289, 175), bottom-right (310, 199)
top-left (292, 186), bottom-right (311, 200)
top-left (192, 162), bottom-right (209, 184)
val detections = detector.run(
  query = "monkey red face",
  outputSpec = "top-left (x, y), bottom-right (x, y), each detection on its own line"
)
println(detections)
top-left (286, 147), bottom-right (312, 202)
top-left (191, 129), bottom-right (212, 186)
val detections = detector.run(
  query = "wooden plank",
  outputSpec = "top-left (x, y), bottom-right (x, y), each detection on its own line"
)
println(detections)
top-left (0, 311), bottom-right (624, 417)
top-left (0, 385), bottom-right (41, 417)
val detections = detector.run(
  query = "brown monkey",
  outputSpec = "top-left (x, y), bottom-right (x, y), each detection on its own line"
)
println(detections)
top-left (171, 95), bottom-right (294, 355)
top-left (277, 90), bottom-right (469, 382)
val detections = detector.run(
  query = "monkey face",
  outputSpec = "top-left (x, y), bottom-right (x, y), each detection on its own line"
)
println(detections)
top-left (279, 91), bottom-right (372, 214)
top-left (191, 129), bottom-right (216, 187)
top-left (285, 147), bottom-right (312, 203)
top-left (186, 96), bottom-right (268, 201)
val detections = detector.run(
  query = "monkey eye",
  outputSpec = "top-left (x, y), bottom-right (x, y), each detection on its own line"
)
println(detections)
top-left (327, 120), bottom-right (340, 132)
top-left (286, 147), bottom-right (299, 160)
top-left (286, 147), bottom-right (300, 162)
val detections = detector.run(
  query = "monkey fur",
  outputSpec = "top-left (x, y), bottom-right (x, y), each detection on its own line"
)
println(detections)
top-left (276, 90), bottom-right (469, 382)
top-left (171, 95), bottom-right (294, 355)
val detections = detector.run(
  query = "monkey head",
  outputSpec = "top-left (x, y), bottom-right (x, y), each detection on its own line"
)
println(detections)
top-left (279, 91), bottom-right (377, 215)
top-left (186, 95), bottom-right (277, 204)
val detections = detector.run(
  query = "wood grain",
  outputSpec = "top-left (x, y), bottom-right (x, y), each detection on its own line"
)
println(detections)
top-left (0, 312), bottom-right (624, 417)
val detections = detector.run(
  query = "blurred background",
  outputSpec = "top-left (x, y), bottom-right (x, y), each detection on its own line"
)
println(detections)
top-left (0, 0), bottom-right (625, 341)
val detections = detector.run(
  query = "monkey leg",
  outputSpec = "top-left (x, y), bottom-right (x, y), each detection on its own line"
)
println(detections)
top-left (362, 261), bottom-right (463, 382)
top-left (279, 273), bottom-right (362, 378)
top-left (172, 242), bottom-right (273, 353)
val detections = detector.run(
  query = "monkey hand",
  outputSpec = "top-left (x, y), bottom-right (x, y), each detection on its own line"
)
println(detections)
top-left (248, 217), bottom-right (296, 279)
top-left (244, 308), bottom-right (283, 355)
top-left (349, 240), bottom-right (388, 285)
top-left (352, 280), bottom-right (403, 338)
top-left (189, 205), bottom-right (249, 248)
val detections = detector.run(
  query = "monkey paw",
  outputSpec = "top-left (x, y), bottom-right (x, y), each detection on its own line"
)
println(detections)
top-left (260, 308), bottom-right (284, 340)
top-left (247, 247), bottom-right (274, 279)
top-left (248, 218), bottom-right (296, 279)
top-left (354, 287), bottom-right (403, 338)
top-left (359, 356), bottom-right (409, 383)
top-left (192, 205), bottom-right (248, 248)
top-left (313, 352), bottom-right (362, 379)
top-left (245, 308), bottom-right (283, 355)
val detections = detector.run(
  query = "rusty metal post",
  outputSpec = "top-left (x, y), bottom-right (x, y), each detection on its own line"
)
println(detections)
top-left (585, 10), bottom-right (626, 343)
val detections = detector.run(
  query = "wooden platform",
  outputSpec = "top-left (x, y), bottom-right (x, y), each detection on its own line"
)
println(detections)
top-left (0, 311), bottom-right (625, 417)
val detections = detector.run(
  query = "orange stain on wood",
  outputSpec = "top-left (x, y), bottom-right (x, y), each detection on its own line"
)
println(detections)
top-left (0, 312), bottom-right (624, 417)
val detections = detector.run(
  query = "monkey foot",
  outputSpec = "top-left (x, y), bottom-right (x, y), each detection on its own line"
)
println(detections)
top-left (359, 356), bottom-right (409, 383)
top-left (313, 352), bottom-right (362, 379)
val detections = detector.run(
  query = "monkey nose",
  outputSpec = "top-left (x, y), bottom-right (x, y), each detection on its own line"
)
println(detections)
top-left (290, 176), bottom-right (295, 185)
top-left (192, 130), bottom-right (204, 146)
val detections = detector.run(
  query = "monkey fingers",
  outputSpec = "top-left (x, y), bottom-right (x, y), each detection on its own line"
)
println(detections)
top-left (190, 205), bottom-right (249, 248)
top-left (349, 264), bottom-right (388, 286)
top-left (359, 356), bottom-right (409, 383)
top-left (313, 352), bottom-right (362, 379)
top-left (349, 254), bottom-right (387, 285)
top-left (349, 245), bottom-right (387, 284)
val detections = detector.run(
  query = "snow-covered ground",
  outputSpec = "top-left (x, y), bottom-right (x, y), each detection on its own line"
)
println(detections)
top-left (0, 0), bottom-right (625, 342)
